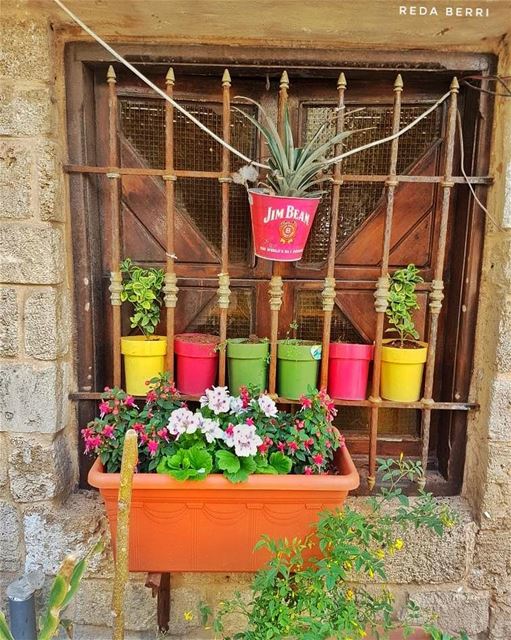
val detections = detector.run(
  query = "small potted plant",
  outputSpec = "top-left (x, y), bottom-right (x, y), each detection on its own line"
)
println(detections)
top-left (381, 264), bottom-right (428, 402)
top-left (226, 335), bottom-right (269, 394)
top-left (120, 258), bottom-right (166, 396)
top-left (232, 99), bottom-right (354, 262)
top-left (277, 323), bottom-right (322, 400)
top-left (174, 333), bottom-right (220, 395)
top-left (327, 339), bottom-right (374, 401)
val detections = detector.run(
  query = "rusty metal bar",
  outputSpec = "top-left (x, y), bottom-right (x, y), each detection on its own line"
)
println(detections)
top-left (420, 78), bottom-right (460, 478)
top-left (367, 74), bottom-right (403, 490)
top-left (68, 390), bottom-right (479, 410)
top-left (268, 71), bottom-right (289, 396)
top-left (163, 68), bottom-right (178, 378)
top-left (217, 69), bottom-right (232, 386)
top-left (106, 65), bottom-right (122, 388)
top-left (320, 72), bottom-right (346, 389)
top-left (63, 165), bottom-right (492, 186)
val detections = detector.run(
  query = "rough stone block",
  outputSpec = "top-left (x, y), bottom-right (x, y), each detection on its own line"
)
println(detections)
top-left (0, 224), bottom-right (64, 285)
top-left (469, 529), bottom-right (511, 595)
top-left (496, 296), bottom-right (511, 373)
top-left (0, 17), bottom-right (53, 82)
top-left (0, 287), bottom-right (18, 356)
top-left (0, 433), bottom-right (8, 488)
top-left (24, 492), bottom-right (105, 575)
top-left (487, 377), bottom-right (511, 440)
top-left (36, 141), bottom-right (63, 221)
top-left (0, 501), bottom-right (22, 572)
top-left (489, 601), bottom-right (511, 639)
top-left (480, 441), bottom-right (511, 528)
top-left (0, 362), bottom-right (68, 433)
top-left (0, 84), bottom-right (54, 137)
top-left (0, 142), bottom-right (32, 219)
top-left (69, 577), bottom-right (156, 631)
top-left (72, 627), bottom-right (155, 640)
top-left (24, 287), bottom-right (68, 359)
top-left (8, 432), bottom-right (74, 502)
top-left (409, 589), bottom-right (490, 636)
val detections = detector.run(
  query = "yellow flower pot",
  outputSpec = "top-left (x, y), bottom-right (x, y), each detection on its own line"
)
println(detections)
top-left (380, 339), bottom-right (428, 402)
top-left (121, 336), bottom-right (167, 396)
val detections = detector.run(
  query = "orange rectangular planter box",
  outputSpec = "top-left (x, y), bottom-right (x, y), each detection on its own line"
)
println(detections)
top-left (88, 445), bottom-right (359, 573)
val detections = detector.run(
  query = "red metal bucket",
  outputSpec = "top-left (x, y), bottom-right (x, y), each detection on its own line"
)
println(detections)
top-left (248, 189), bottom-right (320, 262)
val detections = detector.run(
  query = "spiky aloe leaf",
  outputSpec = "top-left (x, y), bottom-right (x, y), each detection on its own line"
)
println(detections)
top-left (0, 611), bottom-right (15, 640)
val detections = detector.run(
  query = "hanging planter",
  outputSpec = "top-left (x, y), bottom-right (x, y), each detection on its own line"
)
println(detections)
top-left (119, 259), bottom-right (166, 396)
top-left (328, 342), bottom-right (374, 401)
top-left (226, 336), bottom-right (269, 394)
top-left (381, 264), bottom-right (429, 402)
top-left (174, 333), bottom-right (220, 395)
top-left (232, 97), bottom-right (355, 263)
top-left (277, 340), bottom-right (322, 400)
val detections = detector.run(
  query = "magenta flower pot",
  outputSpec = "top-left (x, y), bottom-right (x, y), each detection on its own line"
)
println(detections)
top-left (248, 189), bottom-right (320, 262)
top-left (174, 333), bottom-right (219, 395)
top-left (327, 343), bottom-right (374, 401)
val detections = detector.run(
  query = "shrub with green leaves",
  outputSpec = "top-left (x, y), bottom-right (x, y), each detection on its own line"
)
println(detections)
top-left (232, 100), bottom-right (355, 198)
top-left (385, 264), bottom-right (424, 347)
top-left (200, 456), bottom-right (466, 640)
top-left (120, 258), bottom-right (165, 338)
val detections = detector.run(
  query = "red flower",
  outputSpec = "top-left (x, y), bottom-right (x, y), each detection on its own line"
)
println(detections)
top-left (240, 386), bottom-right (251, 408)
top-left (258, 442), bottom-right (269, 454)
top-left (299, 395), bottom-right (312, 409)
top-left (98, 401), bottom-right (111, 416)
top-left (277, 441), bottom-right (286, 453)
top-left (304, 466), bottom-right (313, 475)
top-left (157, 427), bottom-right (169, 441)
top-left (133, 422), bottom-right (144, 433)
top-left (139, 432), bottom-right (149, 444)
top-left (225, 423), bottom-right (234, 437)
top-left (295, 420), bottom-right (305, 430)
top-left (312, 453), bottom-right (324, 466)
top-left (304, 437), bottom-right (314, 449)
top-left (124, 395), bottom-right (135, 407)
top-left (325, 440), bottom-right (332, 449)
top-left (146, 390), bottom-right (157, 403)
top-left (246, 417), bottom-right (255, 427)
top-left (288, 441), bottom-right (298, 453)
top-left (147, 439), bottom-right (159, 456)
top-left (102, 425), bottom-right (115, 439)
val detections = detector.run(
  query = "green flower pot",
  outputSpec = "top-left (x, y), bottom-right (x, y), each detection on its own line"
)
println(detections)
top-left (227, 338), bottom-right (269, 394)
top-left (277, 340), bottom-right (322, 400)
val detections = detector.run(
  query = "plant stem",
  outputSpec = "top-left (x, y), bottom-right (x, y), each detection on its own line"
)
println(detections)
top-left (112, 429), bottom-right (138, 640)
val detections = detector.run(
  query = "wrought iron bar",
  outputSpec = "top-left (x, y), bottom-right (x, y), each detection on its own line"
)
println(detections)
top-left (163, 68), bottom-right (178, 378)
top-left (106, 65), bottom-right (122, 388)
top-left (419, 78), bottom-right (460, 480)
top-left (218, 69), bottom-right (232, 386)
top-left (367, 74), bottom-right (403, 490)
top-left (320, 72), bottom-right (346, 389)
top-left (268, 71), bottom-right (289, 396)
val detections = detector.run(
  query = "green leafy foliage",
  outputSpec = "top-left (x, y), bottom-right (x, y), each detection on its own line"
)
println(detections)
top-left (157, 445), bottom-right (213, 481)
top-left (120, 258), bottom-right (165, 337)
top-left (232, 99), bottom-right (356, 198)
top-left (202, 457), bottom-right (464, 640)
top-left (385, 264), bottom-right (424, 347)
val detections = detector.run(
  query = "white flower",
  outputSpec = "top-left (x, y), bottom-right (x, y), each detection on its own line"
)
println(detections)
top-left (204, 386), bottom-right (231, 415)
top-left (201, 418), bottom-right (224, 444)
top-left (230, 423), bottom-right (263, 458)
top-left (200, 395), bottom-right (208, 408)
top-left (229, 395), bottom-right (244, 414)
top-left (257, 394), bottom-right (278, 418)
top-left (168, 408), bottom-right (202, 438)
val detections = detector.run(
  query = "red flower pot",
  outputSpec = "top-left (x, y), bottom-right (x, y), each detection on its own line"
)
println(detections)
top-left (328, 343), bottom-right (374, 400)
top-left (248, 189), bottom-right (320, 261)
top-left (88, 444), bottom-right (359, 572)
top-left (174, 333), bottom-right (220, 395)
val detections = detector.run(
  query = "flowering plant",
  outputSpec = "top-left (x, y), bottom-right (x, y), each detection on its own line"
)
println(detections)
top-left (82, 381), bottom-right (344, 483)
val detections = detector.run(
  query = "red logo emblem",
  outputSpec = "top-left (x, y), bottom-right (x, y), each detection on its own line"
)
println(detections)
top-left (279, 220), bottom-right (297, 244)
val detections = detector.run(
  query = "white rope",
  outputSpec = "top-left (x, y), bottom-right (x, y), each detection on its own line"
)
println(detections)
top-left (51, 0), bottom-right (269, 169)
top-left (53, 0), bottom-right (451, 175)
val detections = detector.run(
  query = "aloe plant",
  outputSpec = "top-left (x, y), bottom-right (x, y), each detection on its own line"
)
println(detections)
top-left (232, 98), bottom-right (355, 198)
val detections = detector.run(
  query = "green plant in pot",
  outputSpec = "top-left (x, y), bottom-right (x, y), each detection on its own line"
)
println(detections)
top-left (227, 335), bottom-right (270, 395)
top-left (277, 322), bottom-right (322, 400)
top-left (232, 96), bottom-right (356, 262)
top-left (381, 264), bottom-right (428, 402)
top-left (120, 258), bottom-right (167, 396)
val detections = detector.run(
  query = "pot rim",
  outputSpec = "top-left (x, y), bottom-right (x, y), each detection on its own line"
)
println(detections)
top-left (227, 338), bottom-right (270, 358)
top-left (248, 188), bottom-right (321, 203)
top-left (381, 339), bottom-right (428, 364)
top-left (329, 342), bottom-right (374, 359)
top-left (88, 443), bottom-right (359, 493)
top-left (121, 335), bottom-right (167, 356)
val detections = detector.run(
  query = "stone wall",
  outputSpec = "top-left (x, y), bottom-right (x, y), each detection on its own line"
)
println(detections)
top-left (0, 5), bottom-right (510, 640)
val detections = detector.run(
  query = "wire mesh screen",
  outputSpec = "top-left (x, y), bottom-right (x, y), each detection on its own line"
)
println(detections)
top-left (185, 288), bottom-right (253, 337)
top-left (296, 291), bottom-right (363, 343)
top-left (119, 97), bottom-right (256, 263)
top-left (300, 103), bottom-right (442, 264)
top-left (336, 407), bottom-right (420, 436)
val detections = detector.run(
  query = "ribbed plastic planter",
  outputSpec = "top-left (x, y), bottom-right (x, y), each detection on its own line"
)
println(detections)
top-left (227, 338), bottom-right (269, 394)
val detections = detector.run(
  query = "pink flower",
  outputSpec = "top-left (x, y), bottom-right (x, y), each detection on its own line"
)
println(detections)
top-left (304, 466), bottom-right (313, 475)
top-left (124, 395), bottom-right (135, 407)
top-left (295, 420), bottom-right (305, 430)
top-left (139, 432), bottom-right (149, 444)
top-left (112, 407), bottom-right (119, 416)
top-left (146, 390), bottom-right (157, 402)
top-left (157, 427), bottom-right (169, 441)
top-left (312, 453), bottom-right (324, 466)
top-left (147, 440), bottom-right (159, 456)
top-left (304, 437), bottom-right (314, 450)
top-left (277, 442), bottom-right (286, 453)
top-left (288, 441), bottom-right (298, 453)
top-left (339, 434), bottom-right (346, 448)
top-left (225, 424), bottom-right (234, 437)
top-left (325, 440), bottom-right (332, 449)
top-left (245, 417), bottom-right (255, 426)
top-left (133, 422), bottom-right (144, 433)
top-left (258, 442), bottom-right (269, 454)
top-left (102, 425), bottom-right (115, 439)
top-left (99, 401), bottom-right (111, 416)
top-left (299, 395), bottom-right (312, 409)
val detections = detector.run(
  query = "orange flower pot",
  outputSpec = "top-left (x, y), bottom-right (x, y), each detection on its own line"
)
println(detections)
top-left (88, 445), bottom-right (359, 573)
